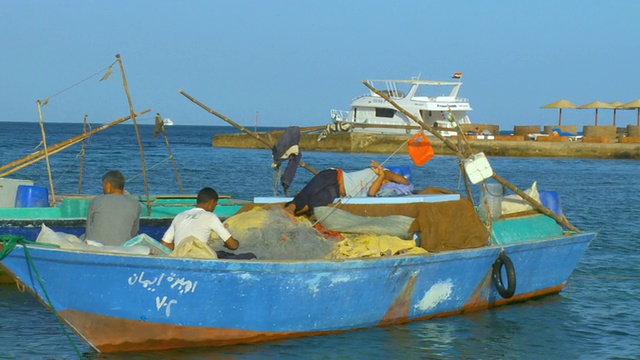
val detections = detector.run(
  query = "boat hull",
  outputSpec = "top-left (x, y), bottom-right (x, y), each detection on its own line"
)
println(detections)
top-left (0, 231), bottom-right (595, 353)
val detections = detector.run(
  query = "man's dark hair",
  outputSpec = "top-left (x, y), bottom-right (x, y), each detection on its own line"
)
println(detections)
top-left (102, 170), bottom-right (126, 190)
top-left (197, 187), bottom-right (219, 204)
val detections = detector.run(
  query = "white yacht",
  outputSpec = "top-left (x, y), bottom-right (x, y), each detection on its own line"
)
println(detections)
top-left (330, 76), bottom-right (472, 136)
top-left (163, 118), bottom-right (174, 126)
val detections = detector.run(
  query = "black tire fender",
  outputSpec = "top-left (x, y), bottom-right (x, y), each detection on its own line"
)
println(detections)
top-left (492, 252), bottom-right (516, 299)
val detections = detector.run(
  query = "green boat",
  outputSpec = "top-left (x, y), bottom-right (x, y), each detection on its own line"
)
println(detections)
top-left (0, 192), bottom-right (245, 239)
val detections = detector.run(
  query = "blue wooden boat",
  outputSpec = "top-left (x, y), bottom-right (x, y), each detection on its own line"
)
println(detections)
top-left (0, 202), bottom-right (596, 353)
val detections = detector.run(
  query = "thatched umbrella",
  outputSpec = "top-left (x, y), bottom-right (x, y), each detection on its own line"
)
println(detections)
top-left (577, 100), bottom-right (614, 126)
top-left (609, 101), bottom-right (624, 126)
top-left (623, 99), bottom-right (640, 126)
top-left (541, 99), bottom-right (576, 126)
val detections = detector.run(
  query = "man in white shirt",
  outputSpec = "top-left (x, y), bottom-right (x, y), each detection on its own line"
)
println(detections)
top-left (161, 187), bottom-right (239, 252)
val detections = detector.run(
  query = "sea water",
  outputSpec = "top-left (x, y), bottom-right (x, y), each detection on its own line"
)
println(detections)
top-left (0, 122), bottom-right (639, 359)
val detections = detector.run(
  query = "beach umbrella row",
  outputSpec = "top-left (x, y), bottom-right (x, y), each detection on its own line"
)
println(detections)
top-left (541, 99), bottom-right (640, 126)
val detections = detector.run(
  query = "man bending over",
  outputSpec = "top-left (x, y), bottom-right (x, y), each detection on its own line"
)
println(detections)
top-left (161, 187), bottom-right (239, 254)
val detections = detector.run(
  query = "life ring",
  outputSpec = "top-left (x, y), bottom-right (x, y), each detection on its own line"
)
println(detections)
top-left (492, 252), bottom-right (516, 299)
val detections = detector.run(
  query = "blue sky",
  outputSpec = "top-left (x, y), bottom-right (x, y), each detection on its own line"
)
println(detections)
top-left (2, 1), bottom-right (639, 130)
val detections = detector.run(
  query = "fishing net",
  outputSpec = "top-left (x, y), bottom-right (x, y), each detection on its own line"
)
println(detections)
top-left (314, 206), bottom-right (414, 239)
top-left (220, 206), bottom-right (427, 261)
top-left (221, 207), bottom-right (335, 260)
top-left (329, 234), bottom-right (427, 259)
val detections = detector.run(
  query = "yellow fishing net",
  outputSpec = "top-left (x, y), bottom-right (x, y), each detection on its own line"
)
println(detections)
top-left (220, 207), bottom-right (426, 261)
top-left (329, 234), bottom-right (427, 259)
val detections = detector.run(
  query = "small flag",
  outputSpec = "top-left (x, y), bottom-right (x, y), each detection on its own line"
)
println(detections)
top-left (100, 66), bottom-right (112, 81)
top-left (452, 72), bottom-right (462, 79)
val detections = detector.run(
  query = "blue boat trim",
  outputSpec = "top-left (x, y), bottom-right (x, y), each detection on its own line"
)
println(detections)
top-left (253, 194), bottom-right (460, 204)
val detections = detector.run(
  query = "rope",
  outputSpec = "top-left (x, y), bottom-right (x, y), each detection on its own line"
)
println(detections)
top-left (40, 61), bottom-right (117, 104)
top-left (377, 138), bottom-right (409, 168)
top-left (127, 156), bottom-right (173, 183)
top-left (0, 235), bottom-right (83, 358)
top-left (44, 121), bottom-right (94, 192)
top-left (0, 235), bottom-right (28, 259)
top-left (55, 150), bottom-right (83, 184)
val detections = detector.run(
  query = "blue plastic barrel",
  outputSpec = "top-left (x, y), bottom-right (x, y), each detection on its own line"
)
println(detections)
top-left (539, 190), bottom-right (562, 217)
top-left (15, 185), bottom-right (49, 207)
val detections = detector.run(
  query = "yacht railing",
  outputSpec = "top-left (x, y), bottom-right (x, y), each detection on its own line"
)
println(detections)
top-left (330, 109), bottom-right (350, 122)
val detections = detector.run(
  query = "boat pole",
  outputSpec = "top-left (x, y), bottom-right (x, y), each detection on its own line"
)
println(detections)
top-left (115, 54), bottom-right (151, 216)
top-left (155, 113), bottom-right (184, 193)
top-left (362, 81), bottom-right (581, 233)
top-left (178, 89), bottom-right (319, 175)
top-left (78, 114), bottom-right (87, 193)
top-left (457, 133), bottom-right (475, 205)
top-left (0, 110), bottom-right (150, 178)
top-left (36, 100), bottom-right (56, 206)
top-left (448, 106), bottom-right (475, 205)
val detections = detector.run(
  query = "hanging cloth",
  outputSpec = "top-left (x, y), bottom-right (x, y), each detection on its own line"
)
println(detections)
top-left (272, 126), bottom-right (302, 195)
top-left (152, 113), bottom-right (165, 139)
top-left (408, 132), bottom-right (434, 166)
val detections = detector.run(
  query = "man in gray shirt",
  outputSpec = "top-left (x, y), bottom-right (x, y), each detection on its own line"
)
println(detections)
top-left (85, 170), bottom-right (141, 246)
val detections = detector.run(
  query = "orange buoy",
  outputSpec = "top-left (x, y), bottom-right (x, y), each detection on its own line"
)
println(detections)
top-left (408, 132), bottom-right (434, 166)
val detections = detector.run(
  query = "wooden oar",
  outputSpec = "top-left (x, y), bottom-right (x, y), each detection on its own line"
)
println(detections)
top-left (178, 89), bottom-right (319, 175)
top-left (0, 109), bottom-right (151, 178)
top-left (362, 80), bottom-right (581, 233)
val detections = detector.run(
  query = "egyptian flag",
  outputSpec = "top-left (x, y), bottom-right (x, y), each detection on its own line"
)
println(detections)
top-left (452, 72), bottom-right (462, 79)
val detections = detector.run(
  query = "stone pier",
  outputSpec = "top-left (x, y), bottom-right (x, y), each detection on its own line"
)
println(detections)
top-left (212, 131), bottom-right (640, 159)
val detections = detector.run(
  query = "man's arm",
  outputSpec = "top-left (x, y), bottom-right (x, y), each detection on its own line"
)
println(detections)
top-left (131, 203), bottom-right (141, 238)
top-left (368, 160), bottom-right (411, 196)
top-left (209, 214), bottom-right (239, 250)
top-left (223, 237), bottom-right (239, 250)
top-left (85, 198), bottom-right (96, 232)
top-left (161, 220), bottom-right (176, 250)
top-left (367, 160), bottom-right (386, 196)
top-left (368, 172), bottom-right (386, 196)
top-left (161, 240), bottom-right (174, 250)
top-left (383, 170), bottom-right (410, 185)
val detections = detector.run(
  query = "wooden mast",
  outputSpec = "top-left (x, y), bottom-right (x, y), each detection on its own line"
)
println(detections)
top-left (36, 100), bottom-right (56, 206)
top-left (155, 113), bottom-right (184, 194)
top-left (178, 89), bottom-right (319, 175)
top-left (0, 110), bottom-right (150, 178)
top-left (115, 54), bottom-right (151, 216)
top-left (78, 114), bottom-right (87, 193)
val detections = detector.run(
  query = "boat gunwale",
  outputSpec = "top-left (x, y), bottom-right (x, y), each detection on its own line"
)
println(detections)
top-left (1, 230), bottom-right (596, 271)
